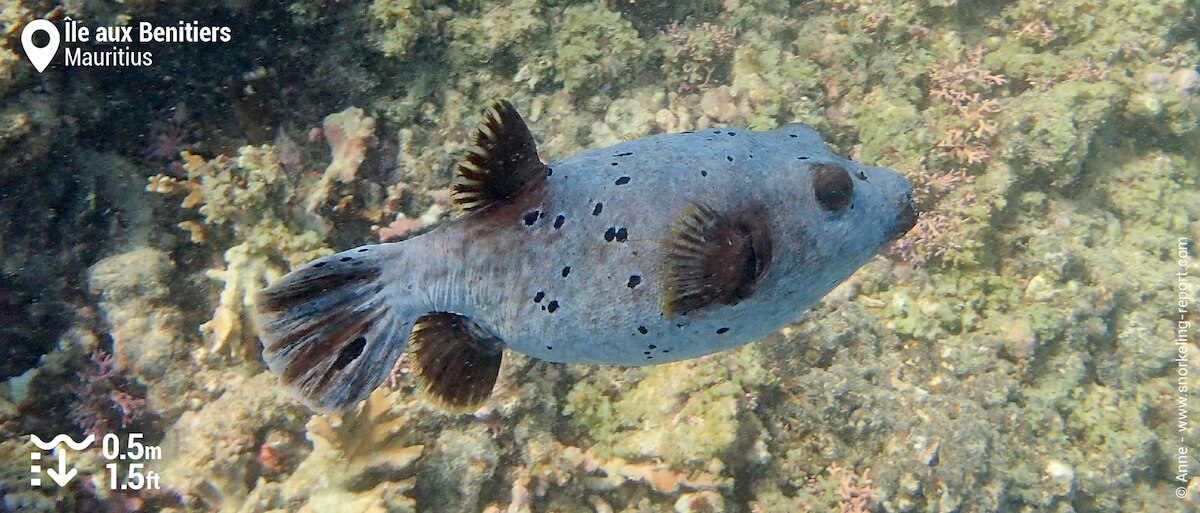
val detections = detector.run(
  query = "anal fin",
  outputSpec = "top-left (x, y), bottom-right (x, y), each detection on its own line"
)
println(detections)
top-left (253, 247), bottom-right (406, 414)
top-left (663, 201), bottom-right (774, 316)
top-left (409, 312), bottom-right (504, 412)
top-left (452, 100), bottom-right (548, 211)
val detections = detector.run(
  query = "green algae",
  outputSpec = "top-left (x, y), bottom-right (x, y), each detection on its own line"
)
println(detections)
top-left (551, 3), bottom-right (646, 95)
top-left (368, 0), bottom-right (442, 59)
top-left (564, 347), bottom-right (769, 469)
top-left (447, 0), bottom-right (546, 67)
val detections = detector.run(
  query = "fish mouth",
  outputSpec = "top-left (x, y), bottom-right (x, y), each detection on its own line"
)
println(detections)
top-left (888, 195), bottom-right (918, 240)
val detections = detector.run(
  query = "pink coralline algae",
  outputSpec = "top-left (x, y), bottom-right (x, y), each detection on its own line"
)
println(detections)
top-left (67, 350), bottom-right (149, 437)
top-left (322, 106), bottom-right (377, 184)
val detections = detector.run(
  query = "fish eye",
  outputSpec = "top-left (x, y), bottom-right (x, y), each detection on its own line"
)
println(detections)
top-left (812, 164), bottom-right (853, 211)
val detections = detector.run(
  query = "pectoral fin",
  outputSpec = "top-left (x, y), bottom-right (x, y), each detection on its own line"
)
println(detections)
top-left (662, 202), bottom-right (774, 316)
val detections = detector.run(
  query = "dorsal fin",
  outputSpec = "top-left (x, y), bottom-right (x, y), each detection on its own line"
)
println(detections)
top-left (452, 101), bottom-right (548, 211)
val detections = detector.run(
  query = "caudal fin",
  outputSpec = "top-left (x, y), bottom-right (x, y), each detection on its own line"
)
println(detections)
top-left (253, 246), bottom-right (407, 414)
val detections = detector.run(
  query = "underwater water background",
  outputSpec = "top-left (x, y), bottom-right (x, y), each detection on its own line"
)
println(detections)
top-left (0, 0), bottom-right (1197, 512)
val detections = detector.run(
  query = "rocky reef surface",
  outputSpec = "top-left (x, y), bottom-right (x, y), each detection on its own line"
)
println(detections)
top-left (0, 0), bottom-right (1197, 512)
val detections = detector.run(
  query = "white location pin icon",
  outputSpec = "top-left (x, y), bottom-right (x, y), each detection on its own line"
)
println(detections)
top-left (21, 19), bottom-right (60, 73)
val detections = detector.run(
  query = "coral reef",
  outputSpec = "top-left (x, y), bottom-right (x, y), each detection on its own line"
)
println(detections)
top-left (149, 145), bottom-right (333, 362)
top-left (156, 372), bottom-right (308, 512)
top-left (446, 0), bottom-right (546, 66)
top-left (369, 0), bottom-right (444, 59)
top-left (658, 21), bottom-right (738, 93)
top-left (88, 249), bottom-right (187, 384)
top-left (234, 388), bottom-right (424, 513)
top-left (551, 3), bottom-right (646, 95)
top-left (66, 350), bottom-right (150, 438)
top-left (563, 347), bottom-right (768, 470)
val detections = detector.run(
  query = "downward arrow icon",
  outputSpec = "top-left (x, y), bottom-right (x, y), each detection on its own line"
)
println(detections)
top-left (45, 450), bottom-right (77, 487)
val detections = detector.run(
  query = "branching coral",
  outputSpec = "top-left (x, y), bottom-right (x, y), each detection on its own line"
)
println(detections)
top-left (659, 21), bottom-right (738, 93)
top-left (791, 463), bottom-right (877, 513)
top-left (148, 145), bottom-right (332, 362)
top-left (928, 47), bottom-right (1007, 167)
top-left (305, 388), bottom-right (422, 469)
top-left (67, 350), bottom-right (150, 437)
top-left (506, 439), bottom-right (726, 508)
top-left (273, 388), bottom-right (423, 513)
top-left (886, 166), bottom-right (979, 263)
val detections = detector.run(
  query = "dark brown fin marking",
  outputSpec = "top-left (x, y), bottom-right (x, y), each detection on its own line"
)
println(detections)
top-left (452, 100), bottom-right (548, 212)
top-left (409, 312), bottom-right (504, 412)
top-left (663, 202), bottom-right (774, 316)
top-left (253, 249), bottom-right (407, 414)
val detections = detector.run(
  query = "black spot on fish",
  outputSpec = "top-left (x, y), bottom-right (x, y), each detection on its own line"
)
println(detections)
top-left (524, 210), bottom-right (540, 226)
top-left (611, 162), bottom-right (619, 166)
top-left (604, 227), bottom-right (616, 242)
top-left (726, 156), bottom-right (733, 162)
top-left (716, 327), bottom-right (730, 334)
top-left (627, 275), bottom-right (642, 288)
top-left (644, 351), bottom-right (651, 355)
top-left (314, 262), bottom-right (327, 268)
top-left (546, 345), bottom-right (553, 350)
top-left (340, 257), bottom-right (352, 262)
top-left (662, 349), bottom-right (670, 353)
top-left (855, 170), bottom-right (868, 181)
top-left (615, 176), bottom-right (630, 185)
top-left (547, 168), bottom-right (554, 176)
top-left (648, 344), bottom-right (657, 349)
top-left (701, 170), bottom-right (708, 177)
top-left (682, 131), bottom-right (694, 133)
top-left (534, 291), bottom-right (545, 303)
top-left (593, 203), bottom-right (604, 216)
top-left (547, 300), bottom-right (560, 313)
top-left (728, 132), bottom-right (736, 136)
top-left (554, 214), bottom-right (565, 229)
top-left (790, 134), bottom-right (798, 138)
top-left (615, 228), bottom-right (628, 242)
top-left (332, 337), bottom-right (366, 370)
top-left (797, 156), bottom-right (809, 160)
top-left (637, 326), bottom-right (648, 334)
top-left (562, 266), bottom-right (571, 277)
top-left (713, 130), bottom-right (722, 134)
top-left (614, 152), bottom-right (633, 157)
top-left (357, 248), bottom-right (369, 252)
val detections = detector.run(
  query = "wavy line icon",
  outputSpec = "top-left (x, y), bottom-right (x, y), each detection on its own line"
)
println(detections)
top-left (30, 434), bottom-right (94, 451)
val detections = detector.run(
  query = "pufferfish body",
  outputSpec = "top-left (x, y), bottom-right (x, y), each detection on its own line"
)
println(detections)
top-left (254, 101), bottom-right (917, 413)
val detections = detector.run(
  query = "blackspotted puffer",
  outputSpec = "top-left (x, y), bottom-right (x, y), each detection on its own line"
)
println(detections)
top-left (254, 101), bottom-right (917, 413)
